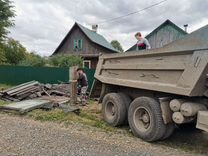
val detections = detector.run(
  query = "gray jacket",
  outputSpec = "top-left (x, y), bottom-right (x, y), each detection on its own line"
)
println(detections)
top-left (136, 38), bottom-right (151, 51)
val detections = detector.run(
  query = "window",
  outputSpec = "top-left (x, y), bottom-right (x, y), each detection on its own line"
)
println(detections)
top-left (73, 39), bottom-right (82, 50)
top-left (83, 60), bottom-right (91, 69)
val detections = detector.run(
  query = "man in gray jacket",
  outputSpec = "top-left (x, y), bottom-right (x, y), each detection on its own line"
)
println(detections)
top-left (77, 68), bottom-right (88, 106)
top-left (135, 32), bottom-right (151, 50)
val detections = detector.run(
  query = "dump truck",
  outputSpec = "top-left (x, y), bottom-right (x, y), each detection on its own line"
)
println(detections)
top-left (90, 25), bottom-right (208, 142)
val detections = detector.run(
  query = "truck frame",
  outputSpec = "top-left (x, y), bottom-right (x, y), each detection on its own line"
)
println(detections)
top-left (90, 25), bottom-right (208, 142)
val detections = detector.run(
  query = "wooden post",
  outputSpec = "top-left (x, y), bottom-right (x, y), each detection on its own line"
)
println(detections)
top-left (69, 66), bottom-right (78, 105)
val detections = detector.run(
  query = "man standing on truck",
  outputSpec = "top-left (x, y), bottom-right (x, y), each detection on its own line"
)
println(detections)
top-left (77, 68), bottom-right (88, 106)
top-left (135, 32), bottom-right (151, 50)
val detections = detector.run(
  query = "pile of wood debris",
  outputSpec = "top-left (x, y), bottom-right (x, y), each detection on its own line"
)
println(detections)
top-left (0, 81), bottom-right (80, 114)
top-left (0, 81), bottom-right (70, 102)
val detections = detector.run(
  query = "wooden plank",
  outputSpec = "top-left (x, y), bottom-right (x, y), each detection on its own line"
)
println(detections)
top-left (2, 81), bottom-right (37, 92)
top-left (10, 86), bottom-right (40, 96)
top-left (5, 81), bottom-right (39, 95)
top-left (69, 66), bottom-right (78, 104)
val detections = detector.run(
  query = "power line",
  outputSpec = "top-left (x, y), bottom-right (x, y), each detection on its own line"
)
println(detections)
top-left (97, 0), bottom-right (169, 24)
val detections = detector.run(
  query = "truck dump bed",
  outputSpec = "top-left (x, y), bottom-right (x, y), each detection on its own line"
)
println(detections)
top-left (93, 25), bottom-right (208, 97)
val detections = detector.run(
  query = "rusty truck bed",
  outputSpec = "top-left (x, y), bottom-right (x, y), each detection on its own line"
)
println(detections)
top-left (93, 25), bottom-right (208, 97)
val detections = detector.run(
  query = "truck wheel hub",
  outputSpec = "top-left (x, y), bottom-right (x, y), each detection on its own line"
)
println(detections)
top-left (134, 107), bottom-right (151, 131)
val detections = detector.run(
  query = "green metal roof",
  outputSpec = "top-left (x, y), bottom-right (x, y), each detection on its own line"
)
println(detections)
top-left (77, 23), bottom-right (118, 52)
top-left (53, 22), bottom-right (118, 55)
top-left (145, 19), bottom-right (187, 39)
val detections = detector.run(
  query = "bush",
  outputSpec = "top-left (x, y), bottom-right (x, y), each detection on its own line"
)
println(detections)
top-left (3, 38), bottom-right (27, 65)
top-left (19, 52), bottom-right (47, 67)
top-left (49, 55), bottom-right (83, 68)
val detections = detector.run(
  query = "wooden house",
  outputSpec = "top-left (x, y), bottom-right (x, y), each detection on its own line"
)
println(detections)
top-left (53, 22), bottom-right (118, 69)
top-left (126, 19), bottom-right (188, 52)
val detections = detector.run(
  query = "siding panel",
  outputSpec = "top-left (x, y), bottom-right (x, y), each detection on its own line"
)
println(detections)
top-left (147, 25), bottom-right (186, 49)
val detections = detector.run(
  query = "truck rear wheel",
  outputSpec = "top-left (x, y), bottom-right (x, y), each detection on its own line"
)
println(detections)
top-left (102, 93), bottom-right (127, 126)
top-left (128, 97), bottom-right (166, 142)
top-left (160, 123), bottom-right (175, 140)
top-left (118, 93), bottom-right (132, 124)
top-left (118, 93), bottom-right (132, 109)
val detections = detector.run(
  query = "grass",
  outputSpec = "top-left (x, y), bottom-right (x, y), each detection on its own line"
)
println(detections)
top-left (0, 100), bottom-right (9, 106)
top-left (27, 101), bottom-right (124, 133)
top-left (0, 84), bottom-right (12, 106)
top-left (0, 84), bottom-right (13, 90)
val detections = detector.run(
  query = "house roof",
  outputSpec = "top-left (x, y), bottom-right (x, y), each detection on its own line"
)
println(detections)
top-left (126, 19), bottom-right (188, 52)
top-left (53, 22), bottom-right (118, 55)
top-left (145, 19), bottom-right (187, 39)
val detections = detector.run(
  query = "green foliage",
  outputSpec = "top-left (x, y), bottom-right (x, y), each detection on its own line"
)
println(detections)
top-left (3, 38), bottom-right (27, 65)
top-left (19, 52), bottom-right (47, 67)
top-left (0, 83), bottom-right (12, 90)
top-left (0, 0), bottom-right (15, 42)
top-left (111, 40), bottom-right (124, 52)
top-left (0, 100), bottom-right (9, 106)
top-left (0, 44), bottom-right (6, 64)
top-left (49, 54), bottom-right (83, 68)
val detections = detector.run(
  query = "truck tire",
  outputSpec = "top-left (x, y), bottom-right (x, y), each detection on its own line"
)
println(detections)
top-left (128, 97), bottom-right (166, 142)
top-left (160, 123), bottom-right (175, 140)
top-left (102, 93), bottom-right (127, 127)
top-left (118, 93), bottom-right (132, 109)
top-left (118, 93), bottom-right (132, 124)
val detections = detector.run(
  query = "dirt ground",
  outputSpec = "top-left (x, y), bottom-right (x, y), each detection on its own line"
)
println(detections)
top-left (0, 113), bottom-right (207, 156)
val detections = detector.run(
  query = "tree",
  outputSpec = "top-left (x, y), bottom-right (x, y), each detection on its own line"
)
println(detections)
top-left (4, 38), bottom-right (27, 65)
top-left (49, 54), bottom-right (83, 68)
top-left (0, 44), bottom-right (6, 64)
top-left (0, 0), bottom-right (15, 42)
top-left (111, 40), bottom-right (124, 53)
top-left (19, 52), bottom-right (47, 67)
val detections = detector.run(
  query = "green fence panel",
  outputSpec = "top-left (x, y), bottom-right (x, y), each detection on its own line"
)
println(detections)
top-left (0, 65), bottom-right (95, 91)
top-left (0, 65), bottom-right (69, 85)
top-left (84, 69), bottom-right (95, 91)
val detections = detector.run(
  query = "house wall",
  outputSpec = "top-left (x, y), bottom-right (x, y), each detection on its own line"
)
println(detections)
top-left (147, 24), bottom-right (186, 49)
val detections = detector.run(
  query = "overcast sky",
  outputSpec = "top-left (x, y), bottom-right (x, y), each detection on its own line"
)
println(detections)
top-left (9, 0), bottom-right (208, 56)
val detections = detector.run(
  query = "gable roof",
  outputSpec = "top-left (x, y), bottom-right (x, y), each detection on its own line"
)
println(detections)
top-left (53, 22), bottom-right (118, 54)
top-left (126, 19), bottom-right (188, 52)
top-left (145, 19), bottom-right (187, 39)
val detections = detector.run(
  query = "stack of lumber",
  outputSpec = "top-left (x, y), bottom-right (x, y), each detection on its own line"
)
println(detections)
top-left (0, 81), bottom-right (41, 101)
top-left (0, 81), bottom-right (82, 114)
top-left (0, 81), bottom-right (71, 102)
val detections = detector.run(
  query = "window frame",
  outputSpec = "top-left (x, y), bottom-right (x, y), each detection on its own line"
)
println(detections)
top-left (78, 39), bottom-right (82, 49)
top-left (73, 39), bottom-right (78, 50)
top-left (73, 39), bottom-right (83, 50)
top-left (83, 60), bottom-right (91, 69)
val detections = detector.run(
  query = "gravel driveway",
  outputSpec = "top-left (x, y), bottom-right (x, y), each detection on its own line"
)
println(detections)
top-left (0, 113), bottom-right (206, 156)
